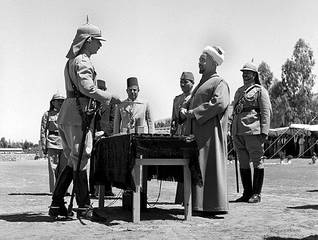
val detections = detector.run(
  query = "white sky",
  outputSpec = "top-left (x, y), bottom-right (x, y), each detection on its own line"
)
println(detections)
top-left (1, 0), bottom-right (318, 143)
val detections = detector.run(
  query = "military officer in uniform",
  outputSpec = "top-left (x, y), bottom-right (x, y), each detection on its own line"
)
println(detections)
top-left (49, 22), bottom-right (117, 220)
top-left (170, 72), bottom-right (194, 204)
top-left (113, 77), bottom-right (154, 134)
top-left (170, 72), bottom-right (195, 136)
top-left (40, 93), bottom-right (66, 193)
top-left (232, 62), bottom-right (272, 203)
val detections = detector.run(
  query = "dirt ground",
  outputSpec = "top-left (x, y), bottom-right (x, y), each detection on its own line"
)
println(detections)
top-left (0, 154), bottom-right (318, 240)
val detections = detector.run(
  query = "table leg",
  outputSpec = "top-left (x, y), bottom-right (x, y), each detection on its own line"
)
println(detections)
top-left (132, 164), bottom-right (141, 223)
top-left (141, 166), bottom-right (148, 210)
top-left (183, 163), bottom-right (192, 220)
top-left (98, 185), bottom-right (105, 208)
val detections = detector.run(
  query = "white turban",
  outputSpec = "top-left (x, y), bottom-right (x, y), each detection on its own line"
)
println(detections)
top-left (203, 45), bottom-right (225, 66)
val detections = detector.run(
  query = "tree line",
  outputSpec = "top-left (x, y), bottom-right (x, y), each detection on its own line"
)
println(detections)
top-left (0, 137), bottom-right (38, 150)
top-left (258, 38), bottom-right (317, 128)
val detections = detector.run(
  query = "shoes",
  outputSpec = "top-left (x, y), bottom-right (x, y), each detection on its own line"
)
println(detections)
top-left (48, 203), bottom-right (68, 218)
top-left (76, 205), bottom-right (107, 222)
top-left (248, 194), bottom-right (261, 203)
top-left (233, 195), bottom-right (251, 202)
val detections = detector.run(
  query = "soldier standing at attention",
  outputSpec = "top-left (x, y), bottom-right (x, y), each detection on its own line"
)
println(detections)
top-left (232, 62), bottom-right (272, 203)
top-left (170, 72), bottom-right (195, 136)
top-left (40, 93), bottom-right (66, 193)
top-left (48, 22), bottom-right (118, 220)
top-left (170, 72), bottom-right (194, 204)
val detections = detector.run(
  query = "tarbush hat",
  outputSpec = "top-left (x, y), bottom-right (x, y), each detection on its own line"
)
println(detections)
top-left (240, 62), bottom-right (261, 84)
top-left (127, 77), bottom-right (139, 88)
top-left (97, 79), bottom-right (106, 90)
top-left (203, 45), bottom-right (225, 66)
top-left (180, 72), bottom-right (194, 83)
top-left (66, 23), bottom-right (106, 59)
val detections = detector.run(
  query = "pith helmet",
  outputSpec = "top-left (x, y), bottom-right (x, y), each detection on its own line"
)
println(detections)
top-left (51, 93), bottom-right (65, 101)
top-left (66, 23), bottom-right (106, 59)
top-left (240, 62), bottom-right (261, 84)
top-left (76, 23), bottom-right (106, 42)
top-left (49, 93), bottom-right (64, 110)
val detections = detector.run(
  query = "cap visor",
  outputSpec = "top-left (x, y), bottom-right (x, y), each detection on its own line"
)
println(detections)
top-left (93, 36), bottom-right (106, 41)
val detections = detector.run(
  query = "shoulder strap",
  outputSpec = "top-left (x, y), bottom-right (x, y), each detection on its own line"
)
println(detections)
top-left (233, 84), bottom-right (258, 113)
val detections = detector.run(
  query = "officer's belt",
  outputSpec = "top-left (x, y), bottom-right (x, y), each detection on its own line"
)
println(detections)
top-left (48, 131), bottom-right (59, 136)
top-left (241, 107), bottom-right (260, 113)
top-left (67, 91), bottom-right (89, 99)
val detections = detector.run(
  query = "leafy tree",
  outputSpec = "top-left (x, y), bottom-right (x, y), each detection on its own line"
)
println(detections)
top-left (269, 79), bottom-right (291, 127)
top-left (0, 137), bottom-right (8, 148)
top-left (281, 38), bottom-right (316, 125)
top-left (258, 61), bottom-right (274, 90)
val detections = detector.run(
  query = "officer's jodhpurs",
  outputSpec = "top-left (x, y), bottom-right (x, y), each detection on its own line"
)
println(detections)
top-left (233, 135), bottom-right (264, 169)
top-left (58, 124), bottom-right (93, 171)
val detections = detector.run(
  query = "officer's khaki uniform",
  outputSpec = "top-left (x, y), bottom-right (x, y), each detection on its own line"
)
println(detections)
top-left (58, 54), bottom-right (112, 171)
top-left (232, 84), bottom-right (272, 169)
top-left (40, 109), bottom-right (66, 193)
top-left (171, 93), bottom-right (191, 135)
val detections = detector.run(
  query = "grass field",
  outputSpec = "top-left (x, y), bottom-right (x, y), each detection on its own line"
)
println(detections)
top-left (0, 154), bottom-right (317, 240)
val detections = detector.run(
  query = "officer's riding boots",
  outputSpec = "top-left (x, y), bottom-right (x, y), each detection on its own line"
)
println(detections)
top-left (235, 168), bottom-right (253, 202)
top-left (74, 170), bottom-right (106, 221)
top-left (49, 165), bottom-right (73, 218)
top-left (74, 170), bottom-right (91, 211)
top-left (248, 168), bottom-right (264, 203)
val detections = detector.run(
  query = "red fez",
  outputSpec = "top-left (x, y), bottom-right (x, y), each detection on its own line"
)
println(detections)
top-left (127, 77), bottom-right (139, 88)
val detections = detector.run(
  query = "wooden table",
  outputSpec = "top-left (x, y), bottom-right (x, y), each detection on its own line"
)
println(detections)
top-left (92, 134), bottom-right (198, 223)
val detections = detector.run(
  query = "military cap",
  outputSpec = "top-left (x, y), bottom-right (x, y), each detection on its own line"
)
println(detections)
top-left (180, 72), bottom-right (194, 83)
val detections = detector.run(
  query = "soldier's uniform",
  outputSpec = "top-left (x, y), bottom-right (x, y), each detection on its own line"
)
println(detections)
top-left (113, 78), bottom-right (154, 134)
top-left (49, 23), bottom-right (114, 220)
top-left (232, 62), bottom-right (272, 203)
top-left (170, 72), bottom-right (194, 136)
top-left (171, 72), bottom-right (194, 204)
top-left (40, 93), bottom-right (66, 193)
